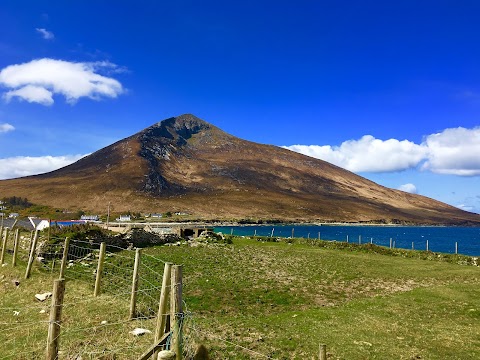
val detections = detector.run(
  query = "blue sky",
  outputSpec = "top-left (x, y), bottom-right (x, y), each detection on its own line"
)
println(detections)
top-left (0, 1), bottom-right (480, 213)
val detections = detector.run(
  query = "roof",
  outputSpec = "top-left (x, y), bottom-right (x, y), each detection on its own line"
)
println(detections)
top-left (1, 218), bottom-right (35, 230)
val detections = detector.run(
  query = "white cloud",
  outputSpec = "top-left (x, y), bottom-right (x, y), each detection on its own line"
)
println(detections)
top-left (285, 126), bottom-right (480, 177)
top-left (0, 58), bottom-right (124, 105)
top-left (456, 204), bottom-right (475, 212)
top-left (286, 136), bottom-right (427, 173)
top-left (0, 123), bottom-right (14, 133)
top-left (422, 127), bottom-right (480, 176)
top-left (398, 183), bottom-right (418, 194)
top-left (35, 28), bottom-right (54, 40)
top-left (4, 85), bottom-right (53, 105)
top-left (0, 154), bottom-right (87, 180)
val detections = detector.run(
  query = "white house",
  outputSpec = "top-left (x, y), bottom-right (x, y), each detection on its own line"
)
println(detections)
top-left (116, 215), bottom-right (131, 222)
top-left (81, 215), bottom-right (99, 221)
top-left (28, 217), bottom-right (50, 230)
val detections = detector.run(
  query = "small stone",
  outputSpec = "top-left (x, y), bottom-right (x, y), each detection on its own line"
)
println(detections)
top-left (157, 350), bottom-right (175, 360)
top-left (101, 320), bottom-right (108, 325)
top-left (39, 309), bottom-right (46, 314)
top-left (35, 292), bottom-right (53, 302)
top-left (129, 328), bottom-right (151, 336)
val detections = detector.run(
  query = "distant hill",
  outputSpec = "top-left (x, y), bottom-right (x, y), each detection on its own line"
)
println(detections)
top-left (0, 114), bottom-right (479, 224)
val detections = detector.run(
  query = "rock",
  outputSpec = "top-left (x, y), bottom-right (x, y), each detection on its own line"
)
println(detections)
top-left (12, 279), bottom-right (20, 287)
top-left (157, 350), bottom-right (175, 360)
top-left (35, 292), bottom-right (52, 302)
top-left (101, 320), bottom-right (108, 325)
top-left (129, 328), bottom-right (151, 336)
top-left (39, 309), bottom-right (46, 314)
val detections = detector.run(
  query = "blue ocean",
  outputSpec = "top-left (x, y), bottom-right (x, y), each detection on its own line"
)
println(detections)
top-left (215, 225), bottom-right (480, 256)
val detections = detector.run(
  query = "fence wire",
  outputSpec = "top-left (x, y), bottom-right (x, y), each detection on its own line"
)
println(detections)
top-left (0, 230), bottom-right (176, 359)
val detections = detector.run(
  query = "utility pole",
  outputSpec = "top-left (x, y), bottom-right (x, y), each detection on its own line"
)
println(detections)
top-left (106, 202), bottom-right (111, 229)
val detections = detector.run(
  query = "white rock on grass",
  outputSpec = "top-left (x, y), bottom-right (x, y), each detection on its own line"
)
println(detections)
top-left (35, 292), bottom-right (52, 302)
top-left (157, 350), bottom-right (175, 360)
top-left (129, 328), bottom-right (151, 336)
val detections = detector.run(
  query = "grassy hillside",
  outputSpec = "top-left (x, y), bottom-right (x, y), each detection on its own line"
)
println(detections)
top-left (1, 234), bottom-right (479, 359)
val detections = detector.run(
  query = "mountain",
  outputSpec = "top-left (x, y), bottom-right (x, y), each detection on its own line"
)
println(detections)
top-left (1, 114), bottom-right (479, 224)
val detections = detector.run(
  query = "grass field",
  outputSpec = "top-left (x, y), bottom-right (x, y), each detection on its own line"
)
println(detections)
top-left (1, 235), bottom-right (479, 359)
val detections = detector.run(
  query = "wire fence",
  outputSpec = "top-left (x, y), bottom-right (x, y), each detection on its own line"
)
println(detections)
top-left (0, 229), bottom-right (277, 360)
top-left (0, 230), bottom-right (178, 359)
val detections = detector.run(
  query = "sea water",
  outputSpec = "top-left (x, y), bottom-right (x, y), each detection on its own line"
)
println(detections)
top-left (215, 225), bottom-right (480, 256)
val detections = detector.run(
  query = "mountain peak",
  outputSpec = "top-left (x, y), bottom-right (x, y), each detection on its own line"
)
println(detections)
top-left (137, 114), bottom-right (220, 142)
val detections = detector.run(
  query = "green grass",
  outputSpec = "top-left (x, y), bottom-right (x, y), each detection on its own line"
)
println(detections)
top-left (1, 235), bottom-right (479, 359)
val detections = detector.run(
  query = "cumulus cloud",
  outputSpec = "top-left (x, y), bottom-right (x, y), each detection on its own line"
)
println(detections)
top-left (284, 126), bottom-right (480, 176)
top-left (0, 58), bottom-right (124, 105)
top-left (398, 183), bottom-right (418, 194)
top-left (35, 28), bottom-right (54, 40)
top-left (0, 123), bottom-right (15, 133)
top-left (0, 154), bottom-right (87, 180)
top-left (422, 127), bottom-right (480, 176)
top-left (286, 136), bottom-right (427, 173)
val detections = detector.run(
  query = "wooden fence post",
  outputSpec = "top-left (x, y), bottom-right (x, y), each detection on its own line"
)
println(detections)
top-left (426, 240), bottom-right (429, 252)
top-left (455, 242), bottom-right (458, 254)
top-left (0, 227), bottom-right (9, 264)
top-left (318, 232), bottom-right (321, 240)
top-left (358, 235), bottom-right (361, 245)
top-left (346, 235), bottom-right (349, 243)
top-left (389, 238), bottom-right (392, 249)
top-left (319, 344), bottom-right (327, 360)
top-left (94, 242), bottom-right (106, 297)
top-left (0, 227), bottom-right (3, 259)
top-left (291, 228), bottom-right (294, 238)
top-left (170, 265), bottom-right (183, 360)
top-left (129, 248), bottom-right (142, 320)
top-left (25, 230), bottom-right (39, 279)
top-left (154, 262), bottom-right (172, 358)
top-left (12, 229), bottom-right (20, 266)
top-left (59, 237), bottom-right (70, 279)
top-left (46, 278), bottom-right (66, 360)
top-left (412, 242), bottom-right (414, 250)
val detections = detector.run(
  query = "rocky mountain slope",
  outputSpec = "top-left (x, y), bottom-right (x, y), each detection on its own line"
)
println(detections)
top-left (1, 114), bottom-right (478, 224)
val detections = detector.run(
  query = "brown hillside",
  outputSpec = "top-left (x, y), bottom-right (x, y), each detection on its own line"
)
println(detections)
top-left (0, 114), bottom-right (479, 224)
